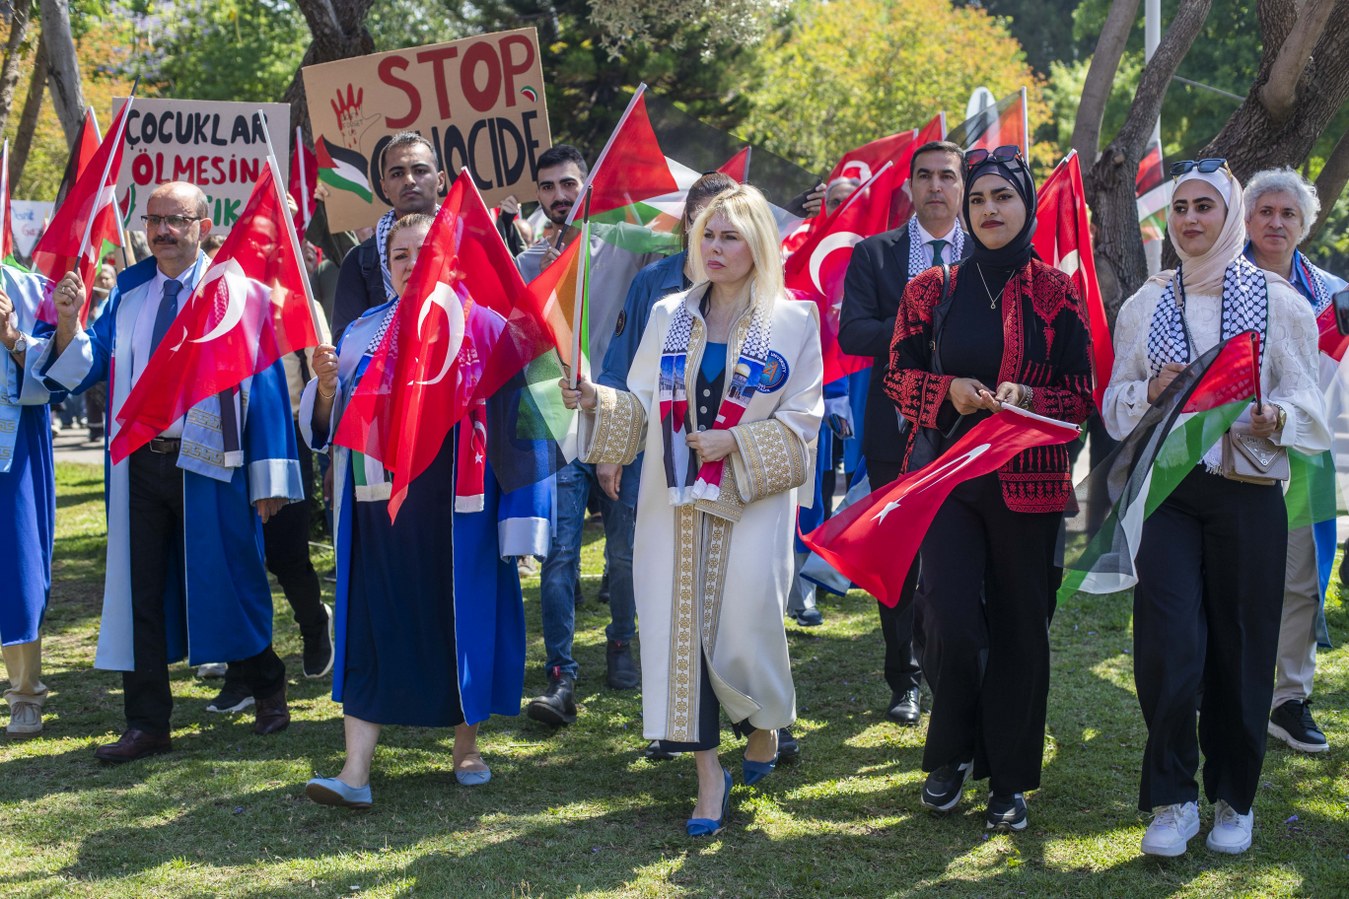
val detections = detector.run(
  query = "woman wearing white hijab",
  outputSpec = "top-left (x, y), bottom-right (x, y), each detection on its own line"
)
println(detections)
top-left (1103, 161), bottom-right (1330, 858)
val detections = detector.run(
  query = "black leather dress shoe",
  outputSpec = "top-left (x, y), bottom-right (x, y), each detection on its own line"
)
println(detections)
top-left (886, 687), bottom-right (921, 725)
top-left (253, 684), bottom-right (291, 735)
top-left (94, 728), bottom-right (172, 763)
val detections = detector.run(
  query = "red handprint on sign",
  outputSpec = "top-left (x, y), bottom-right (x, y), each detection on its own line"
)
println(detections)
top-left (331, 85), bottom-right (381, 150)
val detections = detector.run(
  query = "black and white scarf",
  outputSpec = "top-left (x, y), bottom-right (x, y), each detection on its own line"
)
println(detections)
top-left (1146, 254), bottom-right (1269, 378)
top-left (905, 216), bottom-right (965, 279)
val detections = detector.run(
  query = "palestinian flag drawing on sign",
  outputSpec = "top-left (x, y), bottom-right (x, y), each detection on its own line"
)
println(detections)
top-left (316, 137), bottom-right (373, 204)
top-left (1058, 333), bottom-right (1260, 602)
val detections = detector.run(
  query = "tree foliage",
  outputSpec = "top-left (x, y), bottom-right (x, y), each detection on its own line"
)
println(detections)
top-left (956, 0), bottom-right (1090, 74)
top-left (743, 0), bottom-right (1050, 174)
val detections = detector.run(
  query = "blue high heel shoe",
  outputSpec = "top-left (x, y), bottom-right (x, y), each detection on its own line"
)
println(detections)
top-left (686, 767), bottom-right (732, 837)
top-left (742, 752), bottom-right (778, 786)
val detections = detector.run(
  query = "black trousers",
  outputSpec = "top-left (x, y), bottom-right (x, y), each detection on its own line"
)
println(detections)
top-left (1133, 467), bottom-right (1286, 815)
top-left (126, 448), bottom-right (286, 733)
top-left (655, 652), bottom-right (758, 753)
top-left (914, 473), bottom-right (1062, 794)
top-left (868, 459), bottom-right (922, 696)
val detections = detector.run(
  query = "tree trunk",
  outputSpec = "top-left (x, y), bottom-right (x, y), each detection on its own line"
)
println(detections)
top-left (1084, 0), bottom-right (1213, 323)
top-left (38, 0), bottom-right (84, 144)
top-left (1310, 127), bottom-right (1349, 241)
top-left (0, 0), bottom-right (31, 136)
top-left (11, 31), bottom-right (45, 188)
top-left (1200, 0), bottom-right (1349, 183)
top-left (1071, 0), bottom-right (1142, 165)
top-left (284, 0), bottom-right (377, 142)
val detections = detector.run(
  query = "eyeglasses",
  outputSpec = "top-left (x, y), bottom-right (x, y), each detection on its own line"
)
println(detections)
top-left (141, 214), bottom-right (202, 231)
top-left (1168, 158), bottom-right (1228, 178)
top-left (965, 145), bottom-right (1022, 167)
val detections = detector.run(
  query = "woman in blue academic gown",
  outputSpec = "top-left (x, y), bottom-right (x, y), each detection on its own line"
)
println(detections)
top-left (300, 214), bottom-right (548, 809)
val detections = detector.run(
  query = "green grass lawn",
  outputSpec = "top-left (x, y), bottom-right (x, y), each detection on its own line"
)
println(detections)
top-left (2, 461), bottom-right (1347, 897)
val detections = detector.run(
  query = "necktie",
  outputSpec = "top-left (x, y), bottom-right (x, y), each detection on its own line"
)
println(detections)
top-left (149, 279), bottom-right (182, 355)
top-left (929, 238), bottom-right (949, 266)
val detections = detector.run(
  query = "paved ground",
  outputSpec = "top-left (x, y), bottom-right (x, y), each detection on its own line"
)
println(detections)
top-left (50, 425), bottom-right (106, 466)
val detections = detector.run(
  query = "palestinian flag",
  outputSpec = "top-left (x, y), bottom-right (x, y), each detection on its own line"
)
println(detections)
top-left (316, 137), bottom-right (373, 203)
top-left (1058, 333), bottom-right (1261, 601)
top-left (946, 88), bottom-right (1028, 158)
top-left (1136, 141), bottom-right (1169, 243)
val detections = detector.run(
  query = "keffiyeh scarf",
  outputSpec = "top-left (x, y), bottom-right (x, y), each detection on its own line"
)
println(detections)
top-left (1146, 254), bottom-right (1269, 378)
top-left (659, 294), bottom-right (772, 504)
top-left (906, 217), bottom-right (965, 279)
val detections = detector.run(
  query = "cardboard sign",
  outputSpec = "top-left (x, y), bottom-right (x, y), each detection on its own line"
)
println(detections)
top-left (114, 97), bottom-right (291, 235)
top-left (10, 200), bottom-right (53, 258)
top-left (301, 28), bottom-right (552, 231)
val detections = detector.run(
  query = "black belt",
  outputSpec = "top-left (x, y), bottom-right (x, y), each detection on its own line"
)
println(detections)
top-left (147, 437), bottom-right (181, 454)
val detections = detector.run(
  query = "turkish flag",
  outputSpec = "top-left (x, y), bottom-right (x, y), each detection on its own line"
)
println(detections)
top-left (33, 103), bottom-right (132, 326)
top-left (54, 106), bottom-right (101, 209)
top-left (822, 114), bottom-right (944, 232)
top-left (784, 162), bottom-right (899, 383)
top-left (1, 140), bottom-right (14, 262)
top-left (109, 163), bottom-right (321, 463)
top-left (334, 170), bottom-right (551, 521)
top-left (801, 407), bottom-right (1080, 606)
top-left (289, 129), bottom-right (318, 234)
top-left (1033, 152), bottom-right (1113, 412)
top-left (575, 89), bottom-right (680, 220)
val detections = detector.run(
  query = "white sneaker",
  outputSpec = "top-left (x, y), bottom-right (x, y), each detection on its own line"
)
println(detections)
top-left (1141, 802), bottom-right (1200, 857)
top-left (1206, 800), bottom-right (1253, 854)
top-left (196, 662), bottom-right (228, 678)
top-left (5, 701), bottom-right (43, 737)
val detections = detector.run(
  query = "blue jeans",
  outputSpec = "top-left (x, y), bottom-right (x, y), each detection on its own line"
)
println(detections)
top-left (539, 460), bottom-right (637, 678)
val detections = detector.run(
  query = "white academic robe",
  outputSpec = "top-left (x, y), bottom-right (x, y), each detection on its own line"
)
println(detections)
top-left (580, 285), bottom-right (824, 741)
top-left (27, 254), bottom-right (302, 669)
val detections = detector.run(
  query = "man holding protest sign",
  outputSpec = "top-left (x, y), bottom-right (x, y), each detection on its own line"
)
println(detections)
top-left (329, 133), bottom-right (445, 338)
top-left (27, 181), bottom-right (303, 763)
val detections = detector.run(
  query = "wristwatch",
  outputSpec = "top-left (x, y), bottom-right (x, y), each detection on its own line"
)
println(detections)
top-left (5, 332), bottom-right (27, 356)
top-left (1272, 403), bottom-right (1287, 431)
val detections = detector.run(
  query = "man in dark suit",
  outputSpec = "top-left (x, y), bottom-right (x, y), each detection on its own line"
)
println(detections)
top-left (838, 140), bottom-right (965, 725)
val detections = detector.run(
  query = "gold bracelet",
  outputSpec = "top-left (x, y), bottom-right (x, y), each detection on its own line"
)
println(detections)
top-left (317, 386), bottom-right (335, 399)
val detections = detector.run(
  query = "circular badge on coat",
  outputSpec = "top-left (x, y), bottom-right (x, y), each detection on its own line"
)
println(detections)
top-left (613, 310), bottom-right (627, 337)
top-left (760, 350), bottom-right (789, 392)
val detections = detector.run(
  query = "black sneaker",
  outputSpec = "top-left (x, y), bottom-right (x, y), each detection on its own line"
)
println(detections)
top-left (302, 603), bottom-right (336, 679)
top-left (777, 727), bottom-right (800, 763)
top-left (206, 683), bottom-right (256, 714)
top-left (526, 667), bottom-right (577, 726)
top-left (1268, 699), bottom-right (1329, 753)
top-left (605, 640), bottom-right (639, 690)
top-left (985, 792), bottom-right (1028, 832)
top-left (644, 740), bottom-right (680, 761)
top-left (921, 760), bottom-right (972, 813)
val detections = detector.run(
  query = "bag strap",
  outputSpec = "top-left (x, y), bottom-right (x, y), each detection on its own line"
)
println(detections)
top-left (929, 263), bottom-right (954, 376)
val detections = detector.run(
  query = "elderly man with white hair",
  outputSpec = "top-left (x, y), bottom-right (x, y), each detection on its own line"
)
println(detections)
top-left (1242, 167), bottom-right (1346, 755)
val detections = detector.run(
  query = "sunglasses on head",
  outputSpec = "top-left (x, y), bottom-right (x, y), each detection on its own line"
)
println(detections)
top-left (1169, 158), bottom-right (1228, 178)
top-left (965, 145), bottom-right (1022, 168)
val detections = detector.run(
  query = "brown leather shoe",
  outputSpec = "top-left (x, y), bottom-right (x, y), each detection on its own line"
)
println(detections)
top-left (253, 684), bottom-right (290, 735)
top-left (94, 728), bottom-right (171, 763)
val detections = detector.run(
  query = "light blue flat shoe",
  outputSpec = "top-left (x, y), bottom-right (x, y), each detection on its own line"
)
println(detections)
top-left (455, 765), bottom-right (492, 786)
top-left (305, 776), bottom-right (372, 809)
top-left (686, 767), bottom-right (732, 837)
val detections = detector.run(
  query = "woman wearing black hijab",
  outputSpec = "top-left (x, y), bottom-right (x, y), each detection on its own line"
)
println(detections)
top-left (883, 147), bottom-right (1094, 832)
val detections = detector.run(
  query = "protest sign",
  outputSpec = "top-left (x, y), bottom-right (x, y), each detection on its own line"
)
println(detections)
top-left (11, 200), bottom-right (53, 258)
top-left (114, 98), bottom-right (291, 234)
top-left (301, 28), bottom-right (551, 231)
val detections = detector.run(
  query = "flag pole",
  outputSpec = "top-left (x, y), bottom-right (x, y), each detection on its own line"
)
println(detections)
top-left (295, 126), bottom-right (311, 230)
top-left (1020, 86), bottom-right (1030, 159)
top-left (567, 186), bottom-right (592, 389)
top-left (260, 111), bottom-right (330, 344)
top-left (1, 139), bottom-right (9, 262)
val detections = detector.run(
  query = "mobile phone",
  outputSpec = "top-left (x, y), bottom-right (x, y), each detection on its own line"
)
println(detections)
top-left (1334, 287), bottom-right (1349, 336)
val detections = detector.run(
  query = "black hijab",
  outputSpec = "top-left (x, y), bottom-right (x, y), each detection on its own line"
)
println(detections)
top-left (961, 155), bottom-right (1037, 272)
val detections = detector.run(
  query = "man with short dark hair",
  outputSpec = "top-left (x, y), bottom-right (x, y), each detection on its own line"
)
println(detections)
top-left (32, 180), bottom-right (304, 763)
top-left (838, 139), bottom-right (966, 726)
top-left (329, 132), bottom-right (445, 338)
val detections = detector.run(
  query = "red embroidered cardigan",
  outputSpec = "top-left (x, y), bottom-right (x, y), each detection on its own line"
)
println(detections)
top-left (883, 259), bottom-right (1094, 513)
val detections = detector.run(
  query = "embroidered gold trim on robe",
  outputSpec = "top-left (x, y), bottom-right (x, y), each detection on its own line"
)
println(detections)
top-left (666, 503), bottom-right (700, 741)
top-left (730, 418), bottom-right (810, 502)
top-left (581, 385), bottom-right (645, 465)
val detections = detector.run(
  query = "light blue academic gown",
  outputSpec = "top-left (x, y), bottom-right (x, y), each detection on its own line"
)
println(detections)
top-left (27, 254), bottom-right (303, 669)
top-left (300, 298), bottom-right (550, 725)
top-left (1, 267), bottom-right (56, 646)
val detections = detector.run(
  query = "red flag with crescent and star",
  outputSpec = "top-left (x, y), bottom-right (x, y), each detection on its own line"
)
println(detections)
top-left (334, 170), bottom-right (555, 521)
top-left (108, 162), bottom-right (321, 463)
top-left (801, 406), bottom-right (1080, 606)
top-left (783, 161), bottom-right (900, 383)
